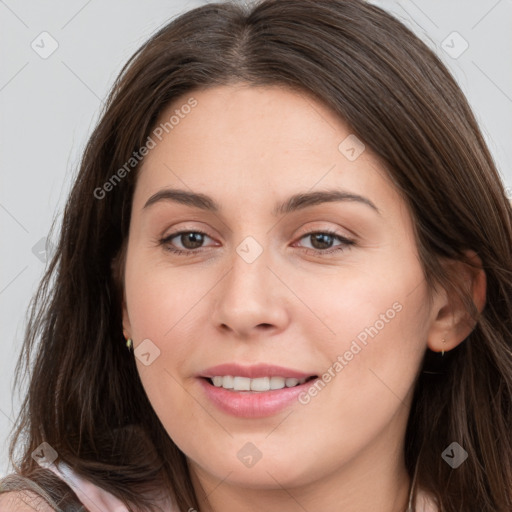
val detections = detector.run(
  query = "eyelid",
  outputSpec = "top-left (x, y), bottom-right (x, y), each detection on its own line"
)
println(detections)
top-left (161, 229), bottom-right (217, 248)
top-left (292, 228), bottom-right (355, 253)
top-left (160, 224), bottom-right (352, 245)
top-left (160, 222), bottom-right (218, 241)
top-left (294, 223), bottom-right (354, 240)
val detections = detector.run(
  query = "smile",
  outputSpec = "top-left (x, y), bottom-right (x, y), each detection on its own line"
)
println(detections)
top-left (199, 375), bottom-right (319, 418)
top-left (208, 375), bottom-right (316, 392)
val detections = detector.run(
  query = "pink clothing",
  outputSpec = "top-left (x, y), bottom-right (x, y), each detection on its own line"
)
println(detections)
top-left (416, 487), bottom-right (439, 512)
top-left (48, 462), bottom-right (438, 511)
top-left (46, 462), bottom-right (176, 512)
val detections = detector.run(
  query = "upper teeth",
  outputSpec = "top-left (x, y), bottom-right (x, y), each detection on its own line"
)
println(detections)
top-left (211, 376), bottom-right (308, 392)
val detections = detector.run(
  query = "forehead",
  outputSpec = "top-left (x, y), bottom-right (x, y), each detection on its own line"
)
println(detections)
top-left (147, 84), bottom-right (345, 160)
top-left (133, 84), bottom-right (397, 216)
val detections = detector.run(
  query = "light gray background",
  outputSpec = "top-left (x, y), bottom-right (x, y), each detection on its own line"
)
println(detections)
top-left (1, 0), bottom-right (511, 475)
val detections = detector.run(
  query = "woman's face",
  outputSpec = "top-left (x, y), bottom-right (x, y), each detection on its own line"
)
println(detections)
top-left (122, 84), bottom-right (439, 492)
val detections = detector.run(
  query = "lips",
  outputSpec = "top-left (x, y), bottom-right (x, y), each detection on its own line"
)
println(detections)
top-left (197, 363), bottom-right (319, 417)
top-left (199, 363), bottom-right (316, 380)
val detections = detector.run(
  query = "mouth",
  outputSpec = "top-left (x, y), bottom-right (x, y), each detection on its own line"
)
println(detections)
top-left (202, 375), bottom-right (318, 392)
top-left (197, 363), bottom-right (320, 417)
top-left (197, 373), bottom-right (320, 418)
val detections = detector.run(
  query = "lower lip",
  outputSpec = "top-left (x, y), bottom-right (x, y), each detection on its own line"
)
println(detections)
top-left (198, 377), bottom-right (318, 418)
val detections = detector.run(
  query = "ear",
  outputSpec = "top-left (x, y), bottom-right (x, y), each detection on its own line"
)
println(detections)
top-left (122, 299), bottom-right (132, 340)
top-left (426, 250), bottom-right (487, 354)
top-left (110, 243), bottom-right (131, 340)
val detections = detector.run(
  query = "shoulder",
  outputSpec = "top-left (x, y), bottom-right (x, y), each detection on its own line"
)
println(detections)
top-left (0, 491), bottom-right (55, 511)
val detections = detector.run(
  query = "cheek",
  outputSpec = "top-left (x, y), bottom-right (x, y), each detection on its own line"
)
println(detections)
top-left (287, 255), bottom-right (427, 361)
top-left (124, 249), bottom-right (208, 342)
top-left (289, 255), bottom-right (429, 419)
top-left (124, 256), bottom-right (205, 434)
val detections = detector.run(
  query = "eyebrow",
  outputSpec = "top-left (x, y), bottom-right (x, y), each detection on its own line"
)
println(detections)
top-left (143, 188), bottom-right (380, 216)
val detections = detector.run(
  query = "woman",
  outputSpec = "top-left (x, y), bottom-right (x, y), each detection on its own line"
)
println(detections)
top-left (1, 0), bottom-right (511, 511)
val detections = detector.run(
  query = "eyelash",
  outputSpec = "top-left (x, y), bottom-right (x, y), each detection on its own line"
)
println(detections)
top-left (159, 229), bottom-right (355, 257)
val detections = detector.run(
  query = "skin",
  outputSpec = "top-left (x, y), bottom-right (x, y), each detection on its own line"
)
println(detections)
top-left (121, 83), bottom-right (486, 512)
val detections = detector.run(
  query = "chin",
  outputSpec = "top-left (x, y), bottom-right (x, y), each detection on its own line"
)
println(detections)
top-left (194, 454), bottom-right (319, 490)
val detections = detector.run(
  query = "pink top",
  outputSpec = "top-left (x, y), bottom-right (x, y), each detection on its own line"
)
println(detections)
top-left (48, 462), bottom-right (438, 511)
top-left (46, 462), bottom-right (176, 512)
top-left (416, 488), bottom-right (439, 512)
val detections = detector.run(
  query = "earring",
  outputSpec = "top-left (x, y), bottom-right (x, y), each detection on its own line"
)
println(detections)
top-left (126, 338), bottom-right (133, 351)
top-left (441, 338), bottom-right (446, 357)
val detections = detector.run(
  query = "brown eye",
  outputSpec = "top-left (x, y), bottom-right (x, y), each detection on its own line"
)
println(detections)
top-left (308, 233), bottom-right (336, 250)
top-left (178, 232), bottom-right (205, 249)
top-left (160, 230), bottom-right (215, 255)
top-left (297, 230), bottom-right (354, 254)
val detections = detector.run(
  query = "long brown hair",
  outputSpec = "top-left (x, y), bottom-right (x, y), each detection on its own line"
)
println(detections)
top-left (2, 0), bottom-right (511, 510)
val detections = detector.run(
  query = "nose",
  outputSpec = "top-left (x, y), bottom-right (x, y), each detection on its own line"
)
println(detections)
top-left (211, 247), bottom-right (290, 339)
